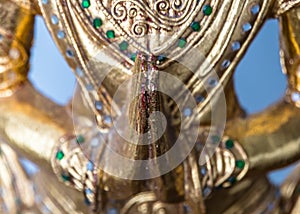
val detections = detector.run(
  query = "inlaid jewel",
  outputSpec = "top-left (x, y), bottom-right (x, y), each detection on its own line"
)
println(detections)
top-left (242, 23), bottom-right (252, 32)
top-left (61, 174), bottom-right (70, 181)
top-left (57, 31), bottom-right (65, 39)
top-left (93, 18), bottom-right (102, 29)
top-left (183, 108), bottom-right (192, 117)
top-left (232, 41), bottom-right (241, 51)
top-left (104, 115), bottom-right (112, 125)
top-left (82, 0), bottom-right (91, 9)
top-left (251, 5), bottom-right (260, 15)
top-left (178, 38), bottom-right (187, 48)
top-left (203, 5), bottom-right (213, 16)
top-left (86, 84), bottom-right (94, 91)
top-left (87, 161), bottom-right (94, 171)
top-left (51, 15), bottom-right (59, 25)
top-left (76, 135), bottom-right (85, 144)
top-left (291, 92), bottom-right (300, 102)
top-left (236, 160), bottom-right (245, 169)
top-left (119, 41), bottom-right (129, 51)
top-left (76, 67), bottom-right (84, 77)
top-left (85, 188), bottom-right (93, 195)
top-left (95, 101), bottom-right (103, 111)
top-left (221, 60), bottom-right (231, 68)
top-left (106, 30), bottom-right (115, 39)
top-left (131, 53), bottom-right (137, 62)
top-left (56, 151), bottom-right (64, 160)
top-left (225, 139), bottom-right (234, 149)
top-left (66, 49), bottom-right (74, 58)
top-left (191, 21), bottom-right (201, 31)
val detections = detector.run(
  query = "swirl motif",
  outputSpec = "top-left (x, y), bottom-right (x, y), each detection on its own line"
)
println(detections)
top-left (131, 20), bottom-right (149, 37)
top-left (111, 0), bottom-right (198, 36)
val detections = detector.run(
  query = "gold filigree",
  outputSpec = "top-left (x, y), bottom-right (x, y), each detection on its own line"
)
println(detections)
top-left (111, 0), bottom-right (199, 35)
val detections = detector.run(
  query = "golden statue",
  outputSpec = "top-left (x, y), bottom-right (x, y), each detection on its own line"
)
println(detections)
top-left (0, 0), bottom-right (299, 213)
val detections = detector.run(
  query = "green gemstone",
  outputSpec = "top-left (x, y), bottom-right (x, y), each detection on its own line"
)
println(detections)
top-left (225, 139), bottom-right (234, 149)
top-left (56, 150), bottom-right (64, 160)
top-left (131, 53), bottom-right (137, 62)
top-left (203, 5), bottom-right (213, 16)
top-left (76, 135), bottom-right (85, 144)
top-left (61, 173), bottom-right (70, 182)
top-left (119, 41), bottom-right (129, 51)
top-left (82, 0), bottom-right (90, 8)
top-left (178, 38), bottom-right (187, 48)
top-left (106, 30), bottom-right (115, 39)
top-left (236, 160), bottom-right (245, 169)
top-left (191, 21), bottom-right (201, 31)
top-left (93, 18), bottom-right (102, 29)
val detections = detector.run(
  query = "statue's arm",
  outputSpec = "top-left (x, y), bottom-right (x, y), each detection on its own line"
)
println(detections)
top-left (0, 0), bottom-right (73, 167)
top-left (225, 3), bottom-right (300, 173)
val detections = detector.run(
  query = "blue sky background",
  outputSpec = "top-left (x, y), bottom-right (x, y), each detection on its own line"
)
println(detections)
top-left (28, 17), bottom-right (297, 185)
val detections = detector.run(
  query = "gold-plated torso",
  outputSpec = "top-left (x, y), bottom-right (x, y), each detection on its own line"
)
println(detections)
top-left (0, 0), bottom-right (300, 213)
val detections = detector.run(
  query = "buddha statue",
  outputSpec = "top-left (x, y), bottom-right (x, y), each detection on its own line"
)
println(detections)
top-left (0, 0), bottom-right (299, 213)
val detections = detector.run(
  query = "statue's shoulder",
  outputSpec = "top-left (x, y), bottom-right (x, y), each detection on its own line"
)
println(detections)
top-left (273, 0), bottom-right (300, 16)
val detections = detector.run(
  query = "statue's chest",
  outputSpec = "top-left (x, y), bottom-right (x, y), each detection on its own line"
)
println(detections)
top-left (39, 0), bottom-right (273, 73)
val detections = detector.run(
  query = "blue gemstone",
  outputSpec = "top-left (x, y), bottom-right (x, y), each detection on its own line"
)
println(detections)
top-left (203, 187), bottom-right (211, 197)
top-left (86, 161), bottom-right (94, 171)
top-left (51, 15), bottom-right (59, 25)
top-left (251, 5), bottom-right (260, 15)
top-left (242, 23), bottom-right (252, 32)
top-left (85, 188), bottom-right (93, 195)
top-left (108, 208), bottom-right (118, 214)
top-left (231, 41), bottom-right (241, 51)
top-left (291, 92), bottom-right (300, 102)
top-left (195, 95), bottom-right (205, 103)
top-left (104, 115), bottom-right (112, 124)
top-left (95, 101), bottom-right (103, 111)
top-left (183, 108), bottom-right (192, 117)
top-left (157, 55), bottom-right (167, 62)
top-left (57, 31), bottom-right (65, 39)
top-left (66, 49), bottom-right (74, 58)
top-left (84, 197), bottom-right (91, 206)
top-left (86, 84), bottom-right (94, 91)
top-left (221, 60), bottom-right (231, 68)
top-left (200, 167), bottom-right (207, 175)
top-left (91, 138), bottom-right (100, 147)
top-left (208, 78), bottom-right (218, 87)
top-left (75, 67), bottom-right (84, 77)
top-left (0, 34), bottom-right (3, 42)
top-left (41, 0), bottom-right (48, 4)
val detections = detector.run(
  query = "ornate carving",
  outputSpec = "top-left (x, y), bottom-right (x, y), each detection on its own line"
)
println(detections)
top-left (111, 0), bottom-right (199, 36)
